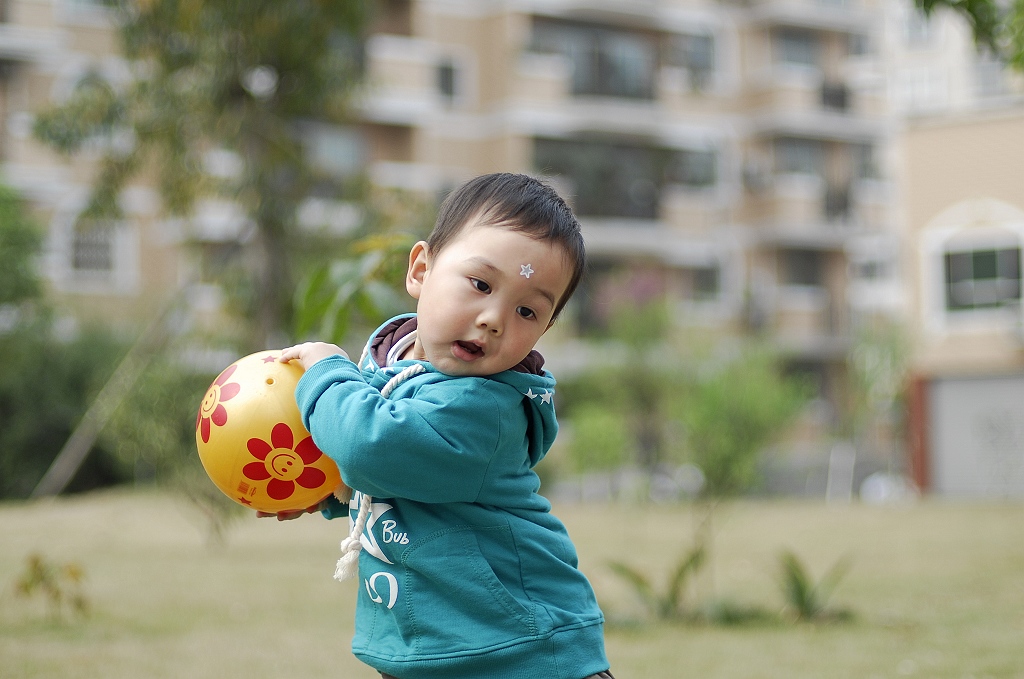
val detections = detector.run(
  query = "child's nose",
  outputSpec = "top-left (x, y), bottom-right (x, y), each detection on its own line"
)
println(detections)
top-left (477, 307), bottom-right (503, 335)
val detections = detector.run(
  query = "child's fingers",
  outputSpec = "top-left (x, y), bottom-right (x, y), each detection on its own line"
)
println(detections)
top-left (257, 509), bottom-right (304, 521)
top-left (278, 344), bottom-right (305, 362)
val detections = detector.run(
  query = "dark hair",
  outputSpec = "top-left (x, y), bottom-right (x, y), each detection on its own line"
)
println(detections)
top-left (428, 173), bottom-right (585, 320)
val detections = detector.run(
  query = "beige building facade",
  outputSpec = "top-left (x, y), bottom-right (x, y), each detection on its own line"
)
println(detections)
top-left (360, 0), bottom-right (898, 436)
top-left (4, 0), bottom-right (916, 490)
top-left (1, 0), bottom-right (186, 330)
top-left (902, 106), bottom-right (1024, 497)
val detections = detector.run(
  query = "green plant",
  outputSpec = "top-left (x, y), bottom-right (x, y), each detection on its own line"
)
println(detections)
top-left (33, 0), bottom-right (371, 346)
top-left (778, 550), bottom-right (853, 622)
top-left (678, 348), bottom-right (810, 496)
top-left (607, 542), bottom-right (706, 621)
top-left (177, 471), bottom-right (246, 548)
top-left (0, 320), bottom-right (129, 499)
top-left (102, 358), bottom-right (215, 483)
top-left (702, 598), bottom-right (778, 627)
top-left (14, 553), bottom-right (89, 621)
top-left (293, 231), bottom-right (416, 347)
top-left (0, 184), bottom-right (43, 306)
top-left (566, 403), bottom-right (631, 474)
top-left (100, 358), bottom-right (246, 545)
top-left (916, 0), bottom-right (1024, 71)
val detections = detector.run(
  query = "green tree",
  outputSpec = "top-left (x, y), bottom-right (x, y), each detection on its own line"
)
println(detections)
top-left (0, 319), bottom-right (132, 499)
top-left (291, 184), bottom-right (437, 348)
top-left (845, 320), bottom-right (908, 460)
top-left (557, 301), bottom-right (808, 497)
top-left (557, 301), bottom-right (685, 481)
top-left (676, 348), bottom-right (809, 496)
top-left (34, 0), bottom-right (370, 347)
top-left (0, 183), bottom-right (135, 499)
top-left (916, 0), bottom-right (1024, 70)
top-left (0, 186), bottom-right (43, 307)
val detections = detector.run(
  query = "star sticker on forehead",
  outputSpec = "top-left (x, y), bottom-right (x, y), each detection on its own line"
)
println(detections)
top-left (520, 263), bottom-right (534, 278)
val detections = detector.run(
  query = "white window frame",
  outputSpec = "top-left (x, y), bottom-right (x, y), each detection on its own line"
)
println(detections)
top-left (48, 200), bottom-right (140, 296)
top-left (921, 200), bottom-right (1024, 336)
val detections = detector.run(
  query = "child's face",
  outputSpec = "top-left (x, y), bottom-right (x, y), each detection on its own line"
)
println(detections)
top-left (404, 221), bottom-right (573, 376)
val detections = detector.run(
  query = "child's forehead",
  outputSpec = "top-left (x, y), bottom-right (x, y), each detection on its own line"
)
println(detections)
top-left (446, 221), bottom-right (570, 259)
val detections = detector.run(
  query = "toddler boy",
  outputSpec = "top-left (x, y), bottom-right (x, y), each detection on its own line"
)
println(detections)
top-left (280, 173), bottom-right (612, 679)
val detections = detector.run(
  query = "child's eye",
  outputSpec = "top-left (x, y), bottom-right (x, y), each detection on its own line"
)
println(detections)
top-left (516, 306), bottom-right (536, 319)
top-left (471, 278), bottom-right (491, 293)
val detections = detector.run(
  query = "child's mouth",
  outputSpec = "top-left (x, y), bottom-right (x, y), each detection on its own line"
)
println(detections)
top-left (452, 341), bottom-right (484, 361)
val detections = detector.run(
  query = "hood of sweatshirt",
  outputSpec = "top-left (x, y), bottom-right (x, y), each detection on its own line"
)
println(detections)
top-left (363, 314), bottom-right (558, 467)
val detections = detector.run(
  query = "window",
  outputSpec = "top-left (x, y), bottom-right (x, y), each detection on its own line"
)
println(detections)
top-left (71, 221), bottom-right (114, 274)
top-left (905, 9), bottom-right (935, 48)
top-left (945, 247), bottom-right (1022, 311)
top-left (665, 32), bottom-right (715, 90)
top-left (783, 249), bottom-right (824, 287)
top-left (300, 123), bottom-right (365, 179)
top-left (821, 82), bottom-right (850, 111)
top-left (774, 137), bottom-right (824, 176)
top-left (824, 184), bottom-right (851, 222)
top-left (437, 58), bottom-right (457, 102)
top-left (667, 148), bottom-right (717, 188)
top-left (774, 28), bottom-right (819, 68)
top-left (847, 33), bottom-right (871, 57)
top-left (853, 143), bottom-right (879, 180)
top-left (898, 67), bottom-right (948, 112)
top-left (975, 49), bottom-right (1010, 99)
top-left (535, 138), bottom-right (661, 218)
top-left (691, 265), bottom-right (720, 301)
top-left (853, 258), bottom-right (887, 281)
top-left (531, 19), bottom-right (657, 99)
top-left (535, 138), bottom-right (716, 218)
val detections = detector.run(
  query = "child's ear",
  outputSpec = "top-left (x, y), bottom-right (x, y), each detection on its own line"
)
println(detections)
top-left (405, 241), bottom-right (430, 300)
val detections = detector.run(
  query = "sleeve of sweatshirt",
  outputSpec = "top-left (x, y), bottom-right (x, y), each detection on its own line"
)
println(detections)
top-left (295, 355), bottom-right (504, 504)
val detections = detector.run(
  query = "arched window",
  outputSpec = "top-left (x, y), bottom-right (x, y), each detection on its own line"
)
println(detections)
top-left (921, 198), bottom-right (1024, 333)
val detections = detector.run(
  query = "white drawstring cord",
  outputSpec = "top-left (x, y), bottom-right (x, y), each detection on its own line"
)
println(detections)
top-left (334, 362), bottom-right (425, 582)
top-left (334, 491), bottom-right (372, 581)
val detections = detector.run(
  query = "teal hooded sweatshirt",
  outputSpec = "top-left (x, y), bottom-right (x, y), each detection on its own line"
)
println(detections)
top-left (295, 315), bottom-right (608, 679)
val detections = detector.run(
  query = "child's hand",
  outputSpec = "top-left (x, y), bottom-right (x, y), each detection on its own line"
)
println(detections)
top-left (279, 342), bottom-right (349, 371)
top-left (256, 500), bottom-right (328, 521)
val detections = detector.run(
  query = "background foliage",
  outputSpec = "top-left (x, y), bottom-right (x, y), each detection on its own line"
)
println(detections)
top-left (0, 184), bottom-right (136, 500)
top-left (556, 303), bottom-right (810, 497)
top-left (34, 0), bottom-right (371, 347)
top-left (917, 0), bottom-right (1024, 70)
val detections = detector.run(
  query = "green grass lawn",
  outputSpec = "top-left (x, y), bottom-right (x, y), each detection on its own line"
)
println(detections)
top-left (1, 489), bottom-right (1022, 678)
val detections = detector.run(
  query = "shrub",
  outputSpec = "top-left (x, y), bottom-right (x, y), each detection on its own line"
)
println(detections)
top-left (0, 320), bottom-right (129, 499)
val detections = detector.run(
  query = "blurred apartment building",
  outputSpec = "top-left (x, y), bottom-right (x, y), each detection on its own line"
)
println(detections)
top-left (0, 0), bottom-right (184, 326)
top-left (9, 0), bottom-right (1018, 493)
top-left (359, 0), bottom-right (899, 468)
top-left (883, 5), bottom-right (1024, 497)
top-left (1, 0), bottom-right (897, 468)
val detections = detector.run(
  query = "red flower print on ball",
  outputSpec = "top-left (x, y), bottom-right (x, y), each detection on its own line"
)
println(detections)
top-left (243, 423), bottom-right (328, 501)
top-left (196, 364), bottom-right (241, 444)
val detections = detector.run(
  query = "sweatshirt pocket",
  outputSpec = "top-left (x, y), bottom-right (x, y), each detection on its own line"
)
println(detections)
top-left (397, 525), bottom-right (538, 656)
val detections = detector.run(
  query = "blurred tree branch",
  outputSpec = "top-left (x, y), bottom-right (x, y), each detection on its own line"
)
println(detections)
top-left (916, 0), bottom-right (1024, 70)
top-left (33, 0), bottom-right (370, 347)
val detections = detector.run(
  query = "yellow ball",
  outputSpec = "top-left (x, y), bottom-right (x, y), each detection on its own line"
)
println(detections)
top-left (195, 351), bottom-right (344, 513)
